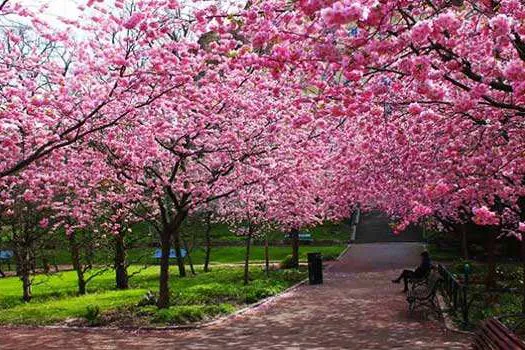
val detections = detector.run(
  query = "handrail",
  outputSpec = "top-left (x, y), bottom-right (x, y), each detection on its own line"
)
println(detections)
top-left (437, 264), bottom-right (470, 327)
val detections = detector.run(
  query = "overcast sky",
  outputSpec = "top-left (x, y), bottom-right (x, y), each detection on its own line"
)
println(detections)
top-left (9, 0), bottom-right (81, 29)
top-left (8, 0), bottom-right (242, 32)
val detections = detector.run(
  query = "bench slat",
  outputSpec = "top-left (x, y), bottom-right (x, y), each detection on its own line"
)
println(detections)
top-left (474, 332), bottom-right (498, 350)
top-left (482, 327), bottom-right (518, 350)
top-left (473, 319), bottom-right (525, 350)
top-left (485, 320), bottom-right (522, 347)
top-left (485, 320), bottom-right (525, 349)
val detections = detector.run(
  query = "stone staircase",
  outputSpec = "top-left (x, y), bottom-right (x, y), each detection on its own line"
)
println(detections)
top-left (355, 211), bottom-right (423, 243)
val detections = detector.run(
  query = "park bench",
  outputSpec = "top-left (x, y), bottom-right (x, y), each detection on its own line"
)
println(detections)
top-left (284, 232), bottom-right (314, 244)
top-left (153, 248), bottom-right (186, 263)
top-left (407, 266), bottom-right (433, 290)
top-left (406, 270), bottom-right (441, 316)
top-left (472, 318), bottom-right (525, 349)
top-left (0, 250), bottom-right (14, 277)
top-left (0, 250), bottom-right (13, 268)
top-left (298, 233), bottom-right (313, 243)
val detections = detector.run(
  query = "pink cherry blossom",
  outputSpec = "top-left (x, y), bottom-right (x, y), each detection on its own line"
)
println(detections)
top-left (472, 207), bottom-right (500, 226)
top-left (123, 13), bottom-right (145, 29)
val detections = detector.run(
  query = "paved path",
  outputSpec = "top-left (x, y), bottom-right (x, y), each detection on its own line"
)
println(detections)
top-left (0, 243), bottom-right (470, 350)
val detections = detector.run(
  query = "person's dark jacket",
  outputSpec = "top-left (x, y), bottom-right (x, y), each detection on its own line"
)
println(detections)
top-left (414, 257), bottom-right (432, 278)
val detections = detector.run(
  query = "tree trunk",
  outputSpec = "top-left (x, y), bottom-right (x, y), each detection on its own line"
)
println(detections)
top-left (204, 217), bottom-right (212, 273)
top-left (21, 272), bottom-right (32, 302)
top-left (114, 232), bottom-right (128, 290)
top-left (18, 249), bottom-right (32, 302)
top-left (16, 246), bottom-right (33, 301)
top-left (77, 272), bottom-right (86, 295)
top-left (460, 224), bottom-right (469, 260)
top-left (244, 227), bottom-right (253, 285)
top-left (522, 232), bottom-right (525, 314)
top-left (173, 230), bottom-right (186, 278)
top-left (157, 229), bottom-right (172, 309)
top-left (13, 230), bottom-right (35, 301)
top-left (156, 202), bottom-right (188, 309)
top-left (519, 195), bottom-right (525, 313)
top-left (69, 234), bottom-right (86, 295)
top-left (291, 229), bottom-right (299, 269)
top-left (485, 228), bottom-right (497, 289)
top-left (182, 237), bottom-right (195, 275)
top-left (264, 234), bottom-right (270, 277)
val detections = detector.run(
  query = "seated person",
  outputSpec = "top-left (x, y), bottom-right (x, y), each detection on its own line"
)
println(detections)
top-left (392, 251), bottom-right (432, 292)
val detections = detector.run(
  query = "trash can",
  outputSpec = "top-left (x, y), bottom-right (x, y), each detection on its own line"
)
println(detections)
top-left (307, 252), bottom-right (323, 285)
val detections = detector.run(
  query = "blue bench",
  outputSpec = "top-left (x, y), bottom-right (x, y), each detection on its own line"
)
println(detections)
top-left (0, 250), bottom-right (13, 277)
top-left (153, 248), bottom-right (187, 261)
top-left (298, 233), bottom-right (313, 242)
top-left (0, 250), bottom-right (13, 261)
top-left (285, 232), bottom-right (314, 244)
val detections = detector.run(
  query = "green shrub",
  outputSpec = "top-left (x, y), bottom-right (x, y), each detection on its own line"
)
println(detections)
top-left (273, 269), bottom-right (305, 282)
top-left (243, 289), bottom-right (273, 304)
top-left (137, 290), bottom-right (157, 307)
top-left (280, 255), bottom-right (296, 269)
top-left (174, 283), bottom-right (240, 305)
top-left (84, 305), bottom-right (101, 326)
top-left (496, 265), bottom-right (523, 286)
top-left (242, 280), bottom-right (283, 303)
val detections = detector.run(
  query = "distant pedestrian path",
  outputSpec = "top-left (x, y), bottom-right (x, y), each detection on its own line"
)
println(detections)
top-left (0, 243), bottom-right (469, 349)
top-left (356, 211), bottom-right (423, 243)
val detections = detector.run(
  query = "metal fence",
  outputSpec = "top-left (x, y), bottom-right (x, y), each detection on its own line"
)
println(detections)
top-left (437, 264), bottom-right (470, 327)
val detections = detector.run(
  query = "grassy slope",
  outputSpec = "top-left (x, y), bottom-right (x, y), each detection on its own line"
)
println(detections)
top-left (0, 219), bottom-right (347, 326)
top-left (126, 245), bottom-right (345, 266)
top-left (35, 244), bottom-right (345, 266)
top-left (1, 220), bottom-right (350, 267)
top-left (0, 244), bottom-right (345, 326)
top-left (0, 266), bottom-right (306, 325)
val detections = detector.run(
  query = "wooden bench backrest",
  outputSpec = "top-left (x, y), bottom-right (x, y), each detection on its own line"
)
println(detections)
top-left (473, 319), bottom-right (525, 350)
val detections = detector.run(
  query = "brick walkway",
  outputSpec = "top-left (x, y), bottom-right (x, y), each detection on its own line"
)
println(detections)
top-left (0, 243), bottom-right (470, 349)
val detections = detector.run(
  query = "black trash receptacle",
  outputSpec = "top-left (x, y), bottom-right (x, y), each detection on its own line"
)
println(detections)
top-left (307, 252), bottom-right (323, 285)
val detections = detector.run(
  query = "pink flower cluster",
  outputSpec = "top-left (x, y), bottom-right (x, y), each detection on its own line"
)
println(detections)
top-left (504, 60), bottom-right (525, 80)
top-left (410, 21), bottom-right (432, 44)
top-left (123, 13), bottom-right (145, 30)
top-left (87, 0), bottom-right (104, 7)
top-left (412, 203), bottom-right (433, 217)
top-left (472, 207), bottom-right (500, 226)
top-left (320, 1), bottom-right (364, 26)
top-left (490, 14), bottom-right (512, 37)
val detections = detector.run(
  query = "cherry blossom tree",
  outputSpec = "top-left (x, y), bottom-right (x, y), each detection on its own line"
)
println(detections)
top-left (0, 0), bottom-right (201, 201)
top-left (4, 0), bottom-right (525, 308)
top-left (239, 0), bottom-right (525, 232)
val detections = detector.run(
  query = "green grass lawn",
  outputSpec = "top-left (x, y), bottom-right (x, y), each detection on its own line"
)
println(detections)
top-left (0, 245), bottom-right (345, 326)
top-left (1, 219), bottom-right (349, 269)
top-left (126, 245), bottom-right (346, 266)
top-left (17, 245), bottom-right (346, 268)
top-left (0, 265), bottom-right (306, 326)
